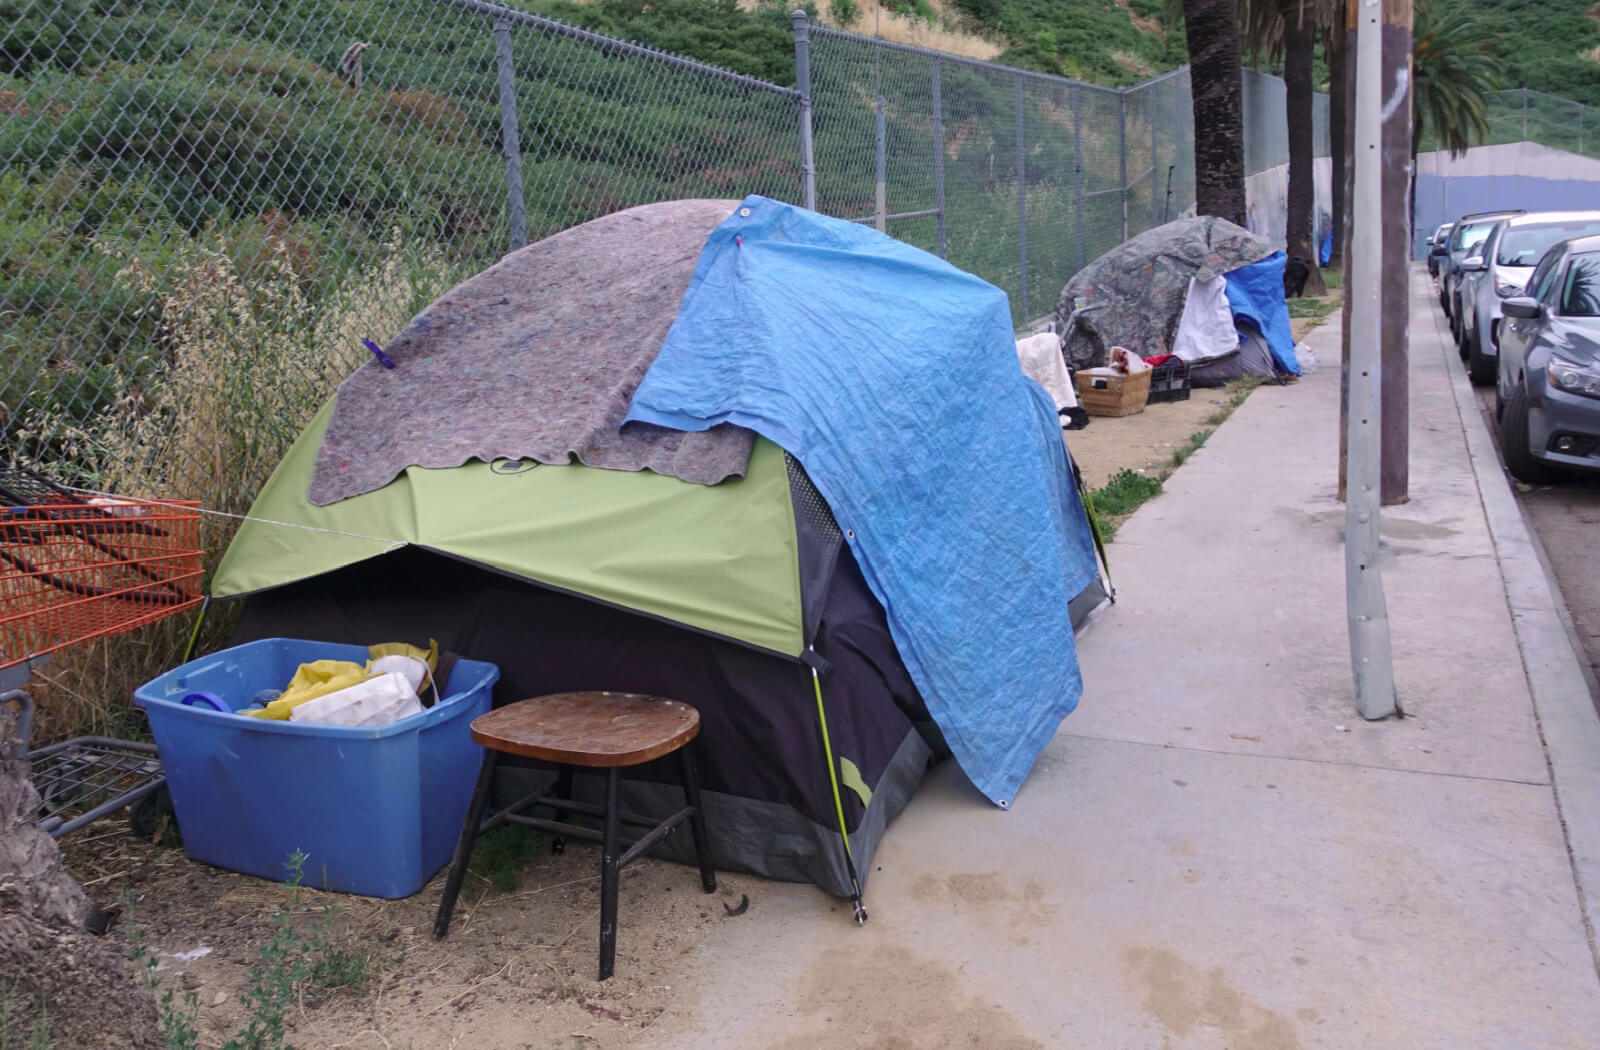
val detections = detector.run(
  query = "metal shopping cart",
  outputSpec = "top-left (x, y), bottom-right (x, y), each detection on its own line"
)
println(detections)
top-left (1, 463), bottom-right (204, 837)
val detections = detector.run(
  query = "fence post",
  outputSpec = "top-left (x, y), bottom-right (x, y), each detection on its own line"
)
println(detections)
top-left (1148, 89), bottom-right (1158, 230)
top-left (1174, 74), bottom-right (1186, 215)
top-left (875, 94), bottom-right (888, 232)
top-left (492, 18), bottom-right (527, 251)
top-left (931, 58), bottom-right (947, 259)
top-left (1522, 87), bottom-right (1529, 141)
top-left (792, 11), bottom-right (817, 211)
top-left (1073, 86), bottom-right (1086, 270)
top-left (1015, 74), bottom-right (1028, 319)
top-left (1118, 90), bottom-right (1129, 243)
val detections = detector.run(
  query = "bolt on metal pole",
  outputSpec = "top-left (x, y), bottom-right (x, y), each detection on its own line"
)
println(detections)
top-left (931, 58), bottom-right (947, 259)
top-left (492, 18), bottom-right (527, 252)
top-left (1344, 0), bottom-right (1398, 720)
top-left (1118, 91), bottom-right (1129, 243)
top-left (1016, 74), bottom-right (1028, 318)
top-left (792, 11), bottom-right (817, 211)
top-left (1073, 85), bottom-right (1086, 270)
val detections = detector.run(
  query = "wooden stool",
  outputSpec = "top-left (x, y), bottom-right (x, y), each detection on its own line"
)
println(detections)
top-left (432, 692), bottom-right (716, 980)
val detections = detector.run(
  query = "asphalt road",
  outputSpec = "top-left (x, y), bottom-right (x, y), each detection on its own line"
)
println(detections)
top-left (1471, 383), bottom-right (1600, 694)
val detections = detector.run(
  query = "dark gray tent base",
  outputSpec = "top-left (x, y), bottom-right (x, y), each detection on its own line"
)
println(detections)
top-left (492, 729), bottom-right (935, 899)
top-left (1189, 329), bottom-right (1287, 388)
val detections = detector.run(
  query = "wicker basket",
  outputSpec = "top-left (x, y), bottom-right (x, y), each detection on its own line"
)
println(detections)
top-left (1075, 368), bottom-right (1152, 417)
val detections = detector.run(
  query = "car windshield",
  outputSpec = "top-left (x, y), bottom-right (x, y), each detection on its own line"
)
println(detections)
top-left (1452, 221), bottom-right (1498, 253)
top-left (1498, 221), bottom-right (1600, 267)
top-left (1561, 253), bottom-right (1600, 317)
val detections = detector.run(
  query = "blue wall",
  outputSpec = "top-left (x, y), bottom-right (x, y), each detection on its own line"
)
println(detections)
top-left (1413, 175), bottom-right (1600, 257)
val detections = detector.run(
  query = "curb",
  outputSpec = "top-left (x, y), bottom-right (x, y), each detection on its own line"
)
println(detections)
top-left (1433, 288), bottom-right (1600, 978)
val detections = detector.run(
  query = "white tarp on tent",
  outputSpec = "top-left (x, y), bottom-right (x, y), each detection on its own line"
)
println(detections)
top-left (1171, 275), bottom-right (1239, 365)
top-left (1015, 332), bottom-right (1080, 412)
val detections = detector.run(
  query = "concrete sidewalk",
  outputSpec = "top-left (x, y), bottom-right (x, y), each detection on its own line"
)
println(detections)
top-left (641, 270), bottom-right (1600, 1049)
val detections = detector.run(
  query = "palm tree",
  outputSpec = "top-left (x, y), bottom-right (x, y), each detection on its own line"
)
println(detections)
top-left (1412, 0), bottom-right (1502, 159)
top-left (1238, 0), bottom-right (1338, 296)
top-left (1411, 0), bottom-right (1504, 231)
top-left (1179, 0), bottom-right (1248, 226)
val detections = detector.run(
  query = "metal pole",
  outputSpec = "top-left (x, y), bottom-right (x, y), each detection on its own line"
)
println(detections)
top-left (1344, 0), bottom-right (1398, 720)
top-left (792, 11), bottom-right (817, 211)
top-left (1073, 85), bottom-right (1086, 270)
top-left (1118, 91), bottom-right (1129, 243)
top-left (1522, 87), bottom-right (1529, 141)
top-left (1175, 74), bottom-right (1186, 213)
top-left (1016, 74), bottom-right (1028, 318)
top-left (875, 93), bottom-right (888, 233)
top-left (1149, 89), bottom-right (1158, 229)
top-left (492, 18), bottom-right (527, 251)
top-left (931, 58), bottom-right (947, 259)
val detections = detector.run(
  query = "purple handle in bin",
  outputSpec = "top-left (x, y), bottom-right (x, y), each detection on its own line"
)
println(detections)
top-left (180, 691), bottom-right (228, 712)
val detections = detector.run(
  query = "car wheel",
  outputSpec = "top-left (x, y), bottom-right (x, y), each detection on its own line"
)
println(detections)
top-left (1500, 384), bottom-right (1557, 485)
top-left (1452, 309), bottom-right (1464, 353)
top-left (1466, 330), bottom-right (1495, 385)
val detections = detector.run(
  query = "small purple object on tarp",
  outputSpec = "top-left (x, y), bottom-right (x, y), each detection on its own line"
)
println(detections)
top-left (362, 338), bottom-right (396, 370)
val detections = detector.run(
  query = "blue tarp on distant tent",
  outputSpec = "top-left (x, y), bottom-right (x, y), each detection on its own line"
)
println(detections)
top-left (1224, 251), bottom-right (1300, 375)
top-left (626, 195), bottom-right (1100, 807)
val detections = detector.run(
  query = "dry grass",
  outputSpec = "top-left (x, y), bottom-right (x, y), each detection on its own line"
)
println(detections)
top-left (15, 233), bottom-right (461, 743)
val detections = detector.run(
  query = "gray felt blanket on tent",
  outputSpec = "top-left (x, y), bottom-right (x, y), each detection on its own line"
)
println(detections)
top-left (308, 199), bottom-right (754, 507)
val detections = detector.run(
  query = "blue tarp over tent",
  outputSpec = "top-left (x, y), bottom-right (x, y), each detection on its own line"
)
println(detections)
top-left (1224, 251), bottom-right (1300, 375)
top-left (626, 195), bottom-right (1100, 807)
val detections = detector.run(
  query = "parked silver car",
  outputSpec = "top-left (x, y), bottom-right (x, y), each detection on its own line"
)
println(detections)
top-left (1427, 222), bottom-right (1454, 278)
top-left (1496, 234), bottom-right (1600, 483)
top-left (1441, 210), bottom-right (1524, 339)
top-left (1455, 212), bottom-right (1600, 385)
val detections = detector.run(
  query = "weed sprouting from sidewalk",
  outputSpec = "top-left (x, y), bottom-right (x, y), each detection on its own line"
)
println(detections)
top-left (1171, 430), bottom-right (1210, 467)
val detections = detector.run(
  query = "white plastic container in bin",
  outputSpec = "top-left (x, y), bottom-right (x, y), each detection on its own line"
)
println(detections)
top-left (133, 638), bottom-right (499, 898)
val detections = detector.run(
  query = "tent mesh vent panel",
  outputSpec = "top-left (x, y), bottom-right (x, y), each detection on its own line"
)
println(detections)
top-left (785, 454), bottom-right (842, 548)
top-left (785, 453), bottom-right (844, 643)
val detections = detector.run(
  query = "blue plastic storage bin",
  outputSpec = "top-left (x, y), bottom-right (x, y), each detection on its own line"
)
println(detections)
top-left (134, 638), bottom-right (499, 898)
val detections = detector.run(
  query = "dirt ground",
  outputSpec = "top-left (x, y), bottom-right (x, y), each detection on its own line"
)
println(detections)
top-left (47, 308), bottom-right (1341, 1050)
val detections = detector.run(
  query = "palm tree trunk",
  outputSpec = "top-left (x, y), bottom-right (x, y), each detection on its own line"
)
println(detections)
top-left (1183, 0), bottom-right (1247, 226)
top-left (1282, 0), bottom-right (1326, 293)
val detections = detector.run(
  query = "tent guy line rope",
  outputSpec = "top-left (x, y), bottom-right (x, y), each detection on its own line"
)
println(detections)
top-left (54, 484), bottom-right (408, 551)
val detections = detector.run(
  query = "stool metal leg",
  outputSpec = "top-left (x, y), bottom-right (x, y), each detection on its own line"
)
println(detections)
top-left (551, 765), bottom-right (573, 855)
top-left (679, 745), bottom-right (717, 894)
top-left (598, 767), bottom-right (620, 981)
top-left (433, 749), bottom-right (499, 939)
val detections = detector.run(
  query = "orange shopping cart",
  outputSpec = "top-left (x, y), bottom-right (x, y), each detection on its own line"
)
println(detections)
top-left (1, 463), bottom-right (204, 837)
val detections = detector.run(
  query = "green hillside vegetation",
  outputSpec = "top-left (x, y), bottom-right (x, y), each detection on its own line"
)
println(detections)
top-left (1472, 0), bottom-right (1600, 108)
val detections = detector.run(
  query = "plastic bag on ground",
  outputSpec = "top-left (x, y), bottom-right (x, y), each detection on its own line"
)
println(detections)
top-left (288, 672), bottom-right (424, 728)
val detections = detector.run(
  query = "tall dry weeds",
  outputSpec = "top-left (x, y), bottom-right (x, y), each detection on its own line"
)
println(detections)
top-left (14, 232), bottom-right (461, 744)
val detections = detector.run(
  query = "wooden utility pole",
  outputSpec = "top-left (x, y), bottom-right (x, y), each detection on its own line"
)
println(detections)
top-left (1339, 0), bottom-right (1412, 506)
top-left (1342, 0), bottom-right (1400, 720)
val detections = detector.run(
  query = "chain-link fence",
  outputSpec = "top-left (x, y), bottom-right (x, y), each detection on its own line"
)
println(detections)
top-left (1471, 88), bottom-right (1596, 159)
top-left (0, 0), bottom-right (801, 516)
top-left (7, 0), bottom-right (1585, 518)
top-left (804, 25), bottom-right (1192, 325)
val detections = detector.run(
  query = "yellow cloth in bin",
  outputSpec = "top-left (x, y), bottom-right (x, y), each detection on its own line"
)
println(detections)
top-left (246, 660), bottom-right (375, 720)
top-left (243, 641), bottom-right (440, 720)
top-left (368, 640), bottom-right (438, 675)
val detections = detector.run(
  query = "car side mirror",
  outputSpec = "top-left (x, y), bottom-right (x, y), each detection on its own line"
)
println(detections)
top-left (1501, 297), bottom-right (1542, 320)
top-left (1459, 256), bottom-right (1486, 272)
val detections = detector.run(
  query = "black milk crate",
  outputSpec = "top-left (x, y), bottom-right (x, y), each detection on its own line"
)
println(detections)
top-left (1148, 358), bottom-right (1191, 403)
